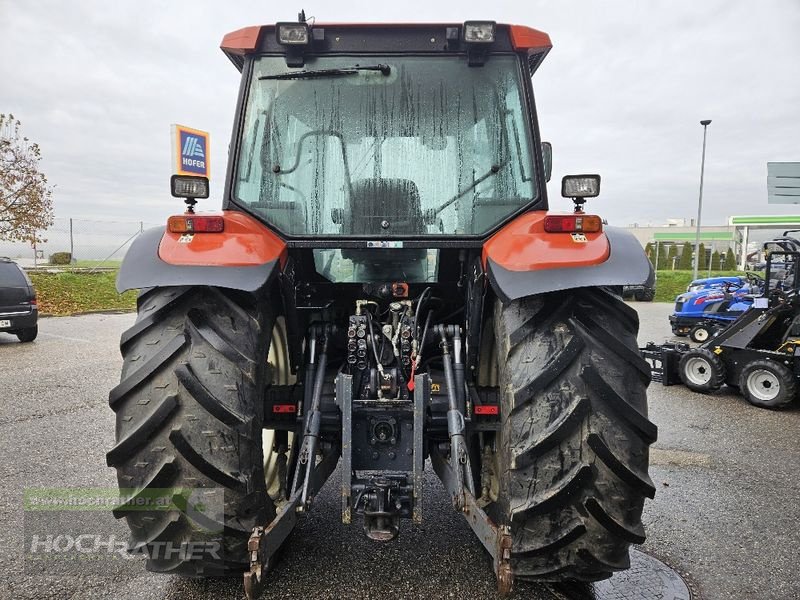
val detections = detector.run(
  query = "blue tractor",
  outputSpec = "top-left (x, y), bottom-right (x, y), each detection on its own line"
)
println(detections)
top-left (669, 274), bottom-right (764, 343)
top-left (685, 275), bottom-right (746, 293)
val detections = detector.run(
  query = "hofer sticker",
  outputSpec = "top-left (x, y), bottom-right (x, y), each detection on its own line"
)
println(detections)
top-left (171, 124), bottom-right (210, 178)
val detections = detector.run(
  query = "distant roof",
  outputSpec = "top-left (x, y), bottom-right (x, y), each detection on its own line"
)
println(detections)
top-left (729, 215), bottom-right (800, 226)
top-left (653, 231), bottom-right (734, 241)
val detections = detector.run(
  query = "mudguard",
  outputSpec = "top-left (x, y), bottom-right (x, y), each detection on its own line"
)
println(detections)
top-left (117, 211), bottom-right (287, 293)
top-left (483, 212), bottom-right (653, 304)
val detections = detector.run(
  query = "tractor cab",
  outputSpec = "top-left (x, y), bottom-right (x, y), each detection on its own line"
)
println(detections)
top-left (220, 20), bottom-right (552, 284)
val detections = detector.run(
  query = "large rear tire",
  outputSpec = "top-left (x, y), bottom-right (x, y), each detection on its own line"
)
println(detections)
top-left (107, 286), bottom-right (275, 575)
top-left (491, 287), bottom-right (656, 581)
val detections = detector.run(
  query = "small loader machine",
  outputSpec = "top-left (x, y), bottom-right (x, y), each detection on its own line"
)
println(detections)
top-left (646, 235), bottom-right (800, 409)
top-left (108, 16), bottom-right (656, 597)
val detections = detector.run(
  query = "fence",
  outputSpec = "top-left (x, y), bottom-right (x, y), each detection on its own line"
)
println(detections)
top-left (0, 217), bottom-right (163, 269)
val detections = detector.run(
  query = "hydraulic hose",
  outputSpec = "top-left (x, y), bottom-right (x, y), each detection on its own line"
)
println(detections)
top-left (300, 330), bottom-right (329, 508)
top-left (436, 325), bottom-right (475, 500)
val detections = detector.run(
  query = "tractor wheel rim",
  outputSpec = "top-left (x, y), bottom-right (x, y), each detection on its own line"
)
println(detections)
top-left (684, 357), bottom-right (713, 385)
top-left (264, 317), bottom-right (295, 502)
top-left (746, 369), bottom-right (780, 402)
top-left (694, 328), bottom-right (709, 342)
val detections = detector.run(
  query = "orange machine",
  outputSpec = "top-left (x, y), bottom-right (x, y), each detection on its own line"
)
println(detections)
top-left (112, 18), bottom-right (655, 598)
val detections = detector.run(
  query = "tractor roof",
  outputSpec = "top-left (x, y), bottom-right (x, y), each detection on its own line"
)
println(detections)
top-left (220, 22), bottom-right (551, 73)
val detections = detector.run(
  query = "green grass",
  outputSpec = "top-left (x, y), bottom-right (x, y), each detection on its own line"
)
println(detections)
top-left (23, 264), bottom-right (744, 314)
top-left (71, 259), bottom-right (123, 268)
top-left (653, 270), bottom-right (745, 302)
top-left (29, 271), bottom-right (136, 315)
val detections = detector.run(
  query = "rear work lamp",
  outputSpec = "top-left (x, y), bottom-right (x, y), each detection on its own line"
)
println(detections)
top-left (171, 175), bottom-right (210, 214)
top-left (562, 175), bottom-right (601, 199)
top-left (275, 20), bottom-right (321, 67)
top-left (462, 21), bottom-right (496, 66)
top-left (463, 21), bottom-right (496, 43)
top-left (276, 22), bottom-right (309, 45)
top-left (561, 174), bottom-right (601, 213)
top-left (171, 175), bottom-right (209, 199)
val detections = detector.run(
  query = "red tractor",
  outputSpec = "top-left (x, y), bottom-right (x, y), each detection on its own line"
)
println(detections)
top-left (109, 17), bottom-right (656, 597)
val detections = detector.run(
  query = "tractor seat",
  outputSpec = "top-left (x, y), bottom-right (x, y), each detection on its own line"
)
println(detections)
top-left (343, 178), bottom-right (424, 235)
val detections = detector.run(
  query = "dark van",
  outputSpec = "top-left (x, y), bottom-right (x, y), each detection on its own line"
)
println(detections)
top-left (0, 258), bottom-right (38, 342)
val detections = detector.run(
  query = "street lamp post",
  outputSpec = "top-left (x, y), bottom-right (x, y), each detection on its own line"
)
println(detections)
top-left (693, 119), bottom-right (712, 280)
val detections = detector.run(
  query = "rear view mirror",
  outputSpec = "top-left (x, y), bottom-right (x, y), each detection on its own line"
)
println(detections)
top-left (542, 142), bottom-right (552, 182)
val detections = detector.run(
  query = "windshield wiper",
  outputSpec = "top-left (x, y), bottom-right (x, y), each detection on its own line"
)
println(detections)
top-left (260, 64), bottom-right (391, 81)
top-left (428, 161), bottom-right (508, 217)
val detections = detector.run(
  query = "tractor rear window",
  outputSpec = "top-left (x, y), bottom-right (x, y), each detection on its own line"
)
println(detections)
top-left (234, 55), bottom-right (538, 237)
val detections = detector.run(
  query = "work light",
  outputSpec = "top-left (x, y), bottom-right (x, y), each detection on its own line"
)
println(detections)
top-left (463, 21), bottom-right (496, 43)
top-left (276, 23), bottom-right (310, 45)
top-left (171, 175), bottom-right (209, 199)
top-left (561, 175), bottom-right (601, 198)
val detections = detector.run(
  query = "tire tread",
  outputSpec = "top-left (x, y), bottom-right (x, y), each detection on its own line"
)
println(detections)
top-left (493, 287), bottom-right (656, 582)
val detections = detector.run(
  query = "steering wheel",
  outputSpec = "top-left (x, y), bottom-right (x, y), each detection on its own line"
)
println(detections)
top-left (744, 271), bottom-right (765, 291)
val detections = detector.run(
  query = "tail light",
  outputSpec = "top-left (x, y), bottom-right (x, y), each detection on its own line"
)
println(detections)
top-left (168, 215), bottom-right (224, 233)
top-left (29, 296), bottom-right (37, 308)
top-left (543, 215), bottom-right (602, 233)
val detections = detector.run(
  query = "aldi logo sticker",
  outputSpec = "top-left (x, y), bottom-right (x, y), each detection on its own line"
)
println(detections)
top-left (171, 124), bottom-right (210, 178)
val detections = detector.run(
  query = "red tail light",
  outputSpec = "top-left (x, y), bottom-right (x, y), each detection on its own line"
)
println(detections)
top-left (272, 404), bottom-right (297, 414)
top-left (474, 405), bottom-right (499, 416)
top-left (168, 215), bottom-right (224, 233)
top-left (30, 296), bottom-right (37, 308)
top-left (543, 215), bottom-right (602, 233)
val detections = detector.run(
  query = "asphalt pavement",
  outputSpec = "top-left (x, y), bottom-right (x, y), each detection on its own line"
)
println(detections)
top-left (0, 304), bottom-right (798, 599)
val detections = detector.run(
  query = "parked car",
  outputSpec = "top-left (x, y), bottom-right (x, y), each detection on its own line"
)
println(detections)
top-left (0, 258), bottom-right (38, 342)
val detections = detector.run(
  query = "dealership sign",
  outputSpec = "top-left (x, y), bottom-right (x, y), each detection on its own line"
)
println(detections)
top-left (171, 124), bottom-right (210, 178)
top-left (767, 162), bottom-right (800, 205)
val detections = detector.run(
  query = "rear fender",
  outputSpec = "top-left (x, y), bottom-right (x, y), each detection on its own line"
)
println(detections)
top-left (483, 212), bottom-right (653, 304)
top-left (117, 211), bottom-right (287, 293)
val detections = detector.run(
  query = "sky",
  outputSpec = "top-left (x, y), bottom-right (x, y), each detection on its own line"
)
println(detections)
top-left (1, 0), bottom-right (799, 229)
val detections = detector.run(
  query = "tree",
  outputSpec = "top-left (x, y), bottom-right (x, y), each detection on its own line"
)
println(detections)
top-left (710, 250), bottom-right (721, 270)
top-left (725, 248), bottom-right (737, 270)
top-left (667, 244), bottom-right (678, 270)
top-left (644, 242), bottom-right (654, 267)
top-left (0, 114), bottom-right (54, 242)
top-left (698, 243), bottom-right (707, 270)
top-left (678, 242), bottom-right (693, 270)
top-left (656, 242), bottom-right (668, 270)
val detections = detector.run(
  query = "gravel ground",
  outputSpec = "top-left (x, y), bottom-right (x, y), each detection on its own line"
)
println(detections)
top-left (0, 303), bottom-right (798, 599)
